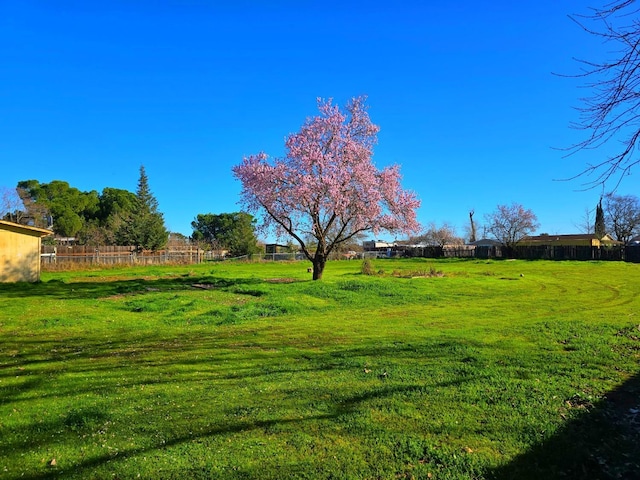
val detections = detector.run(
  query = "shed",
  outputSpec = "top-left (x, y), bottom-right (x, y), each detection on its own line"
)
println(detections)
top-left (0, 220), bottom-right (52, 282)
top-left (265, 243), bottom-right (292, 254)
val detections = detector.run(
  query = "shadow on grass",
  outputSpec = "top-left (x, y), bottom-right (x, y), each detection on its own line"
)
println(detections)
top-left (0, 338), bottom-right (485, 468)
top-left (0, 338), bottom-right (463, 408)
top-left (489, 372), bottom-right (640, 479)
top-left (0, 275), bottom-right (266, 300)
top-left (13, 382), bottom-right (459, 480)
top-left (4, 331), bottom-right (639, 478)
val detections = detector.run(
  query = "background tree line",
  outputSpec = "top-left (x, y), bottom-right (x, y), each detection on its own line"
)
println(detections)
top-left (0, 166), bottom-right (172, 252)
top-left (1, 166), bottom-right (261, 255)
top-left (190, 212), bottom-right (260, 257)
top-left (403, 193), bottom-right (640, 249)
top-left (2, 171), bottom-right (637, 255)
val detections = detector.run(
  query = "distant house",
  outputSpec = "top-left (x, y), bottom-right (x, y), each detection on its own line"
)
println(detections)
top-left (0, 220), bottom-right (52, 282)
top-left (518, 233), bottom-right (622, 247)
top-left (468, 238), bottom-right (502, 247)
top-left (362, 240), bottom-right (399, 257)
top-left (362, 240), bottom-right (396, 251)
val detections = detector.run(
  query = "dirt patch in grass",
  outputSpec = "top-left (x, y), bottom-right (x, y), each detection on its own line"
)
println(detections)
top-left (105, 294), bottom-right (126, 300)
top-left (264, 278), bottom-right (299, 283)
top-left (391, 268), bottom-right (445, 278)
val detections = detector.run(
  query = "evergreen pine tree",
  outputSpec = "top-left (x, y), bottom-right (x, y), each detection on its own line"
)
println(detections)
top-left (595, 200), bottom-right (606, 239)
top-left (126, 166), bottom-right (169, 252)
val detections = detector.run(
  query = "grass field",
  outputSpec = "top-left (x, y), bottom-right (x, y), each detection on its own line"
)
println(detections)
top-left (0, 258), bottom-right (639, 479)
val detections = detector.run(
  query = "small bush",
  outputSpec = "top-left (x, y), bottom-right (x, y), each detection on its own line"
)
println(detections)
top-left (390, 266), bottom-right (444, 278)
top-left (361, 259), bottom-right (375, 276)
top-left (428, 266), bottom-right (444, 277)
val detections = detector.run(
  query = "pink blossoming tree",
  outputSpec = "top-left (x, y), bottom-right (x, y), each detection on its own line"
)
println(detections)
top-left (232, 96), bottom-right (421, 280)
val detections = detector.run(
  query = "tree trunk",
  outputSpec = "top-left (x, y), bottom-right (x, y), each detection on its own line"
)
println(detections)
top-left (312, 254), bottom-right (326, 280)
top-left (469, 210), bottom-right (477, 243)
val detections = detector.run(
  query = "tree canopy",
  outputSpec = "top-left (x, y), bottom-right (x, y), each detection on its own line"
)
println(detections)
top-left (233, 96), bottom-right (421, 279)
top-left (16, 180), bottom-right (99, 237)
top-left (191, 212), bottom-right (259, 257)
top-left (10, 168), bottom-right (168, 249)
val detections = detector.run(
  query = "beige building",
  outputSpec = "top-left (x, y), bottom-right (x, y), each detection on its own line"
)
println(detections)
top-left (0, 220), bottom-right (52, 282)
top-left (518, 233), bottom-right (622, 247)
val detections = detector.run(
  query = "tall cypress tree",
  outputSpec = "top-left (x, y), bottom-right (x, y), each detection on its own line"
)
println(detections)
top-left (125, 166), bottom-right (168, 252)
top-left (595, 200), bottom-right (606, 239)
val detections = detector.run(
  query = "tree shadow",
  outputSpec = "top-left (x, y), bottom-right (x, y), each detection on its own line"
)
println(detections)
top-left (13, 379), bottom-right (477, 480)
top-left (0, 336), bottom-right (485, 478)
top-left (489, 372), bottom-right (640, 479)
top-left (0, 336), bottom-right (480, 404)
top-left (0, 274), bottom-right (265, 300)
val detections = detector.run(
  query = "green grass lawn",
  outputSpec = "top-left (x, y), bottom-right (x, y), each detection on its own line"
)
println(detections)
top-left (0, 258), bottom-right (638, 479)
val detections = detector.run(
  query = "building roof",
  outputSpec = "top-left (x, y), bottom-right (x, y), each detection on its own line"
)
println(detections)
top-left (363, 240), bottom-right (396, 248)
top-left (521, 233), bottom-right (622, 244)
top-left (0, 220), bottom-right (53, 237)
top-left (628, 235), bottom-right (640, 246)
top-left (468, 238), bottom-right (502, 246)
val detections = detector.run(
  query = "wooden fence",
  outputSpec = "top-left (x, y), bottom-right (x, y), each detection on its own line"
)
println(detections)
top-left (41, 244), bottom-right (640, 267)
top-left (40, 246), bottom-right (369, 268)
top-left (41, 245), bottom-right (208, 266)
top-left (400, 244), bottom-right (639, 262)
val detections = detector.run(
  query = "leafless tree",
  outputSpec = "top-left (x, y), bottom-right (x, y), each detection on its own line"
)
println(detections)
top-left (411, 222), bottom-right (463, 247)
top-left (16, 186), bottom-right (51, 228)
top-left (565, 0), bottom-right (640, 188)
top-left (0, 187), bottom-right (24, 223)
top-left (468, 210), bottom-right (477, 243)
top-left (574, 205), bottom-right (595, 234)
top-left (603, 192), bottom-right (640, 242)
top-left (485, 203), bottom-right (539, 247)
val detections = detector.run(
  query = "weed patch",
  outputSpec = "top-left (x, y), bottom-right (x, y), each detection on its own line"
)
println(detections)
top-left (361, 258), bottom-right (375, 275)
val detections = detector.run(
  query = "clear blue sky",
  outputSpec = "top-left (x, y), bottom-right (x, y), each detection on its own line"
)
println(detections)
top-left (2, 1), bottom-right (638, 240)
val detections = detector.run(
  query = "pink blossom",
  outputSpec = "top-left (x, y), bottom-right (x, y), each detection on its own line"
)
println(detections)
top-left (232, 96), bottom-right (421, 279)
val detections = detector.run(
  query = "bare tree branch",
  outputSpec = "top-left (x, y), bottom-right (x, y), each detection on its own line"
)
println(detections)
top-left (562, 0), bottom-right (640, 189)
